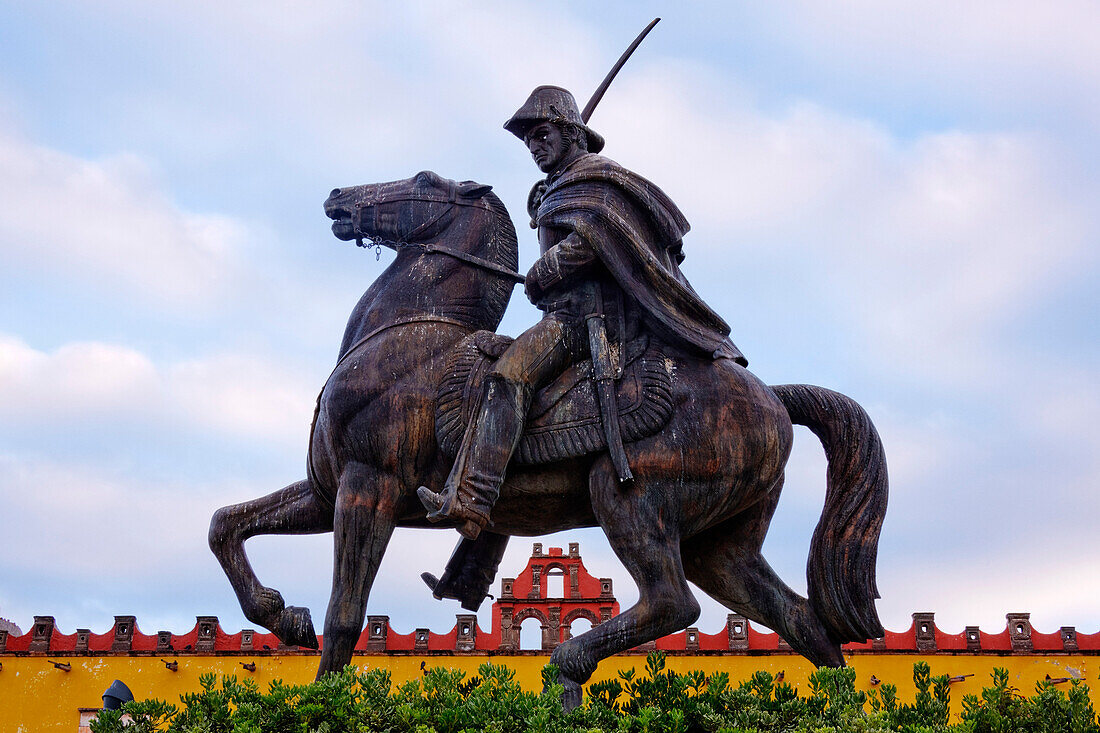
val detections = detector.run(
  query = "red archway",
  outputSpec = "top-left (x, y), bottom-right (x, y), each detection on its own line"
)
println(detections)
top-left (493, 542), bottom-right (619, 650)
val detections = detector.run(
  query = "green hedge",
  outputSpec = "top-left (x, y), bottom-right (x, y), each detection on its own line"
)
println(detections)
top-left (90, 652), bottom-right (1099, 733)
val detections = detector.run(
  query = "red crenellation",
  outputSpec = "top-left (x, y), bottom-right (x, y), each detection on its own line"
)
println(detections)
top-left (3, 546), bottom-right (1097, 657)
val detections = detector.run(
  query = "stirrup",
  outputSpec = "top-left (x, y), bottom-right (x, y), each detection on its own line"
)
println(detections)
top-left (418, 486), bottom-right (490, 539)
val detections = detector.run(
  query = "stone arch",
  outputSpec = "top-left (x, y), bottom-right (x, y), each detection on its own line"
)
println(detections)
top-left (511, 607), bottom-right (550, 651)
top-left (543, 563), bottom-right (569, 598)
top-left (562, 607), bottom-right (599, 626)
top-left (511, 607), bottom-right (550, 627)
top-left (562, 607), bottom-right (599, 641)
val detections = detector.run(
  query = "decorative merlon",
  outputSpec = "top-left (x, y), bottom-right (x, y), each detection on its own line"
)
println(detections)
top-left (2, 546), bottom-right (1097, 657)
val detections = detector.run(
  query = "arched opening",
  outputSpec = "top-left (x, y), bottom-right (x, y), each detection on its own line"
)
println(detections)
top-left (546, 569), bottom-right (566, 598)
top-left (518, 617), bottom-right (543, 650)
top-left (566, 616), bottom-right (593, 640)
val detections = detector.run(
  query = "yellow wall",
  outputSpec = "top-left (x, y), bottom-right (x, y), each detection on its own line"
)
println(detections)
top-left (3, 652), bottom-right (1096, 732)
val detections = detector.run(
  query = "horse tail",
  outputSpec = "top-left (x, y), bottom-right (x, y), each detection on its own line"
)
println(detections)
top-left (772, 384), bottom-right (888, 643)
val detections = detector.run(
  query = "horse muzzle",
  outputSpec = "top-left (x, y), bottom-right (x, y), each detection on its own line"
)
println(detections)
top-left (324, 189), bottom-right (357, 240)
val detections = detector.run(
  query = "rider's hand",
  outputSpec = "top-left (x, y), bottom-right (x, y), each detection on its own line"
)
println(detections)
top-left (524, 267), bottom-right (544, 304)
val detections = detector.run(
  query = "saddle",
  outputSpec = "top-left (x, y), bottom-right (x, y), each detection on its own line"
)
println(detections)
top-left (436, 331), bottom-right (674, 465)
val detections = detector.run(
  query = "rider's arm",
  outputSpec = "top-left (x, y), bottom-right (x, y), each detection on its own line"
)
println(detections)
top-left (526, 231), bottom-right (597, 300)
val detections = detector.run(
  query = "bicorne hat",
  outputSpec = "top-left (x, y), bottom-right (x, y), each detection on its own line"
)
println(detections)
top-left (503, 86), bottom-right (605, 154)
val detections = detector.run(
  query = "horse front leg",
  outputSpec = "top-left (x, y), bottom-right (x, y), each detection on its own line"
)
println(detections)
top-left (317, 461), bottom-right (400, 677)
top-left (208, 479), bottom-right (333, 648)
top-left (549, 464), bottom-right (700, 709)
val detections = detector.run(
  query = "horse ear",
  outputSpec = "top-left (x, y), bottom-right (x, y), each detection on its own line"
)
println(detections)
top-left (458, 181), bottom-right (493, 199)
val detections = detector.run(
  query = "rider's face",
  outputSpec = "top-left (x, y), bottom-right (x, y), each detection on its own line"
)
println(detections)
top-left (525, 123), bottom-right (572, 174)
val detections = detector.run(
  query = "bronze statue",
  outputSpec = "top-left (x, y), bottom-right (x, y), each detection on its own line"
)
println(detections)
top-left (209, 167), bottom-right (887, 706)
top-left (208, 22), bottom-right (887, 710)
top-left (417, 85), bottom-right (747, 541)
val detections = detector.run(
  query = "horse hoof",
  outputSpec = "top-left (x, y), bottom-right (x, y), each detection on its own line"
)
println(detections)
top-left (276, 606), bottom-right (318, 649)
top-left (559, 675), bottom-right (583, 711)
top-left (245, 586), bottom-right (285, 626)
top-left (784, 606), bottom-right (845, 668)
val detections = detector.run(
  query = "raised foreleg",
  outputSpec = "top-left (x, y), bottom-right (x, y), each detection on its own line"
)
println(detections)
top-left (208, 479), bottom-right (333, 648)
top-left (680, 482), bottom-right (845, 667)
top-left (316, 461), bottom-right (400, 677)
top-left (549, 464), bottom-right (701, 709)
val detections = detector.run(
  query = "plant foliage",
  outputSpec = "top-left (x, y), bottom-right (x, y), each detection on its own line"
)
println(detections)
top-left (88, 655), bottom-right (1099, 733)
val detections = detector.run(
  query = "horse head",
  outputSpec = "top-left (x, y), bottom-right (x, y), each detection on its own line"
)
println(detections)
top-left (325, 170), bottom-right (495, 248)
top-left (324, 171), bottom-right (520, 335)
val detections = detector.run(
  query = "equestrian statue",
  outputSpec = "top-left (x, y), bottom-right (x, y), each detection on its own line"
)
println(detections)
top-left (209, 22), bottom-right (888, 709)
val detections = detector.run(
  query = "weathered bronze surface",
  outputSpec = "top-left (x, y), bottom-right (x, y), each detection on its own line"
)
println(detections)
top-left (209, 85), bottom-right (888, 708)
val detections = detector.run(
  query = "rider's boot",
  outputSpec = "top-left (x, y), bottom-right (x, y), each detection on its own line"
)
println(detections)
top-left (418, 374), bottom-right (529, 540)
top-left (421, 532), bottom-right (509, 611)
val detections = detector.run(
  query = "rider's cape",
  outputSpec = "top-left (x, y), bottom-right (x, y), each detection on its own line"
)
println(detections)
top-left (536, 153), bottom-right (747, 366)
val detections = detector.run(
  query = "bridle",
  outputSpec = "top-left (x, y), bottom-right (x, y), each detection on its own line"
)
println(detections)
top-left (351, 180), bottom-right (524, 284)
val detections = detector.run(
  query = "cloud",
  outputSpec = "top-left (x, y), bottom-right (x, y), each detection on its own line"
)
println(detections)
top-left (0, 125), bottom-right (246, 308)
top-left (879, 547), bottom-right (1100, 635)
top-left (594, 66), bottom-right (1098, 394)
top-left (0, 334), bottom-right (316, 446)
top-left (0, 452), bottom-right (308, 634)
top-left (0, 455), bottom-right (219, 576)
top-left (770, 0), bottom-right (1100, 121)
top-left (3, 0), bottom-right (1099, 644)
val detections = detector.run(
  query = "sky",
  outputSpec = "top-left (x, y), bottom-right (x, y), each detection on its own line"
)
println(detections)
top-left (2, 1), bottom-right (1099, 648)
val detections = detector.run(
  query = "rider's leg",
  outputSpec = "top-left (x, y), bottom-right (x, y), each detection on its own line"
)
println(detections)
top-left (419, 372), bottom-right (529, 538)
top-left (418, 315), bottom-right (582, 539)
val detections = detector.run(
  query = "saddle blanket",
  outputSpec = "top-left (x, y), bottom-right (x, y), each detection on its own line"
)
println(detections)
top-left (435, 330), bottom-right (674, 465)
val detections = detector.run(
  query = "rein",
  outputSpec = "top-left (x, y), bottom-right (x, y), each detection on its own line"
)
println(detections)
top-left (306, 313), bottom-right (472, 509)
top-left (396, 241), bottom-right (525, 283)
top-left (352, 181), bottom-right (524, 284)
top-left (334, 314), bottom-right (471, 372)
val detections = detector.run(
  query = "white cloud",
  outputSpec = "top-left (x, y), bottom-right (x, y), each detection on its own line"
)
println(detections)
top-left (0, 452), bottom-right (315, 634)
top-left (0, 334), bottom-right (315, 445)
top-left (771, 0), bottom-right (1100, 119)
top-left (879, 548), bottom-right (1100, 635)
top-left (168, 353), bottom-right (319, 444)
top-left (594, 66), bottom-right (1097, 392)
top-left (0, 455), bottom-right (218, 576)
top-left (0, 335), bottom-right (159, 416)
top-left (0, 126), bottom-right (246, 307)
top-left (3, 0), bottom-right (1099, 645)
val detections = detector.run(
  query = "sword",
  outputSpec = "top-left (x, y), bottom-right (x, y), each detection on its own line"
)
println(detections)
top-left (585, 283), bottom-right (634, 487)
top-left (578, 19), bottom-right (660, 488)
top-left (581, 18), bottom-right (661, 125)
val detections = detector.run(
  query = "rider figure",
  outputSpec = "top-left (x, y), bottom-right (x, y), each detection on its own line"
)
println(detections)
top-left (418, 85), bottom-right (746, 543)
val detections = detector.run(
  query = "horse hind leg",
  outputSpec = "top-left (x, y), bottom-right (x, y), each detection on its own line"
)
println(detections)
top-left (680, 478), bottom-right (844, 668)
top-left (317, 461), bottom-right (400, 678)
top-left (550, 466), bottom-right (702, 709)
top-left (208, 479), bottom-right (333, 648)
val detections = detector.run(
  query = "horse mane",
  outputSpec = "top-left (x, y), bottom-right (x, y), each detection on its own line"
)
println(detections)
top-left (476, 190), bottom-right (519, 331)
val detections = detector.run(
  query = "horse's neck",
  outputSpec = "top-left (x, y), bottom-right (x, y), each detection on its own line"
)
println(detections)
top-left (338, 228), bottom-right (487, 359)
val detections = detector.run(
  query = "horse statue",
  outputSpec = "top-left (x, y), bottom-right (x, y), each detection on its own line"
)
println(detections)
top-left (208, 170), bottom-right (888, 706)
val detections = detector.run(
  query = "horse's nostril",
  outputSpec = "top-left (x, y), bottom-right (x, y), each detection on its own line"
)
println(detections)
top-left (330, 188), bottom-right (341, 198)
